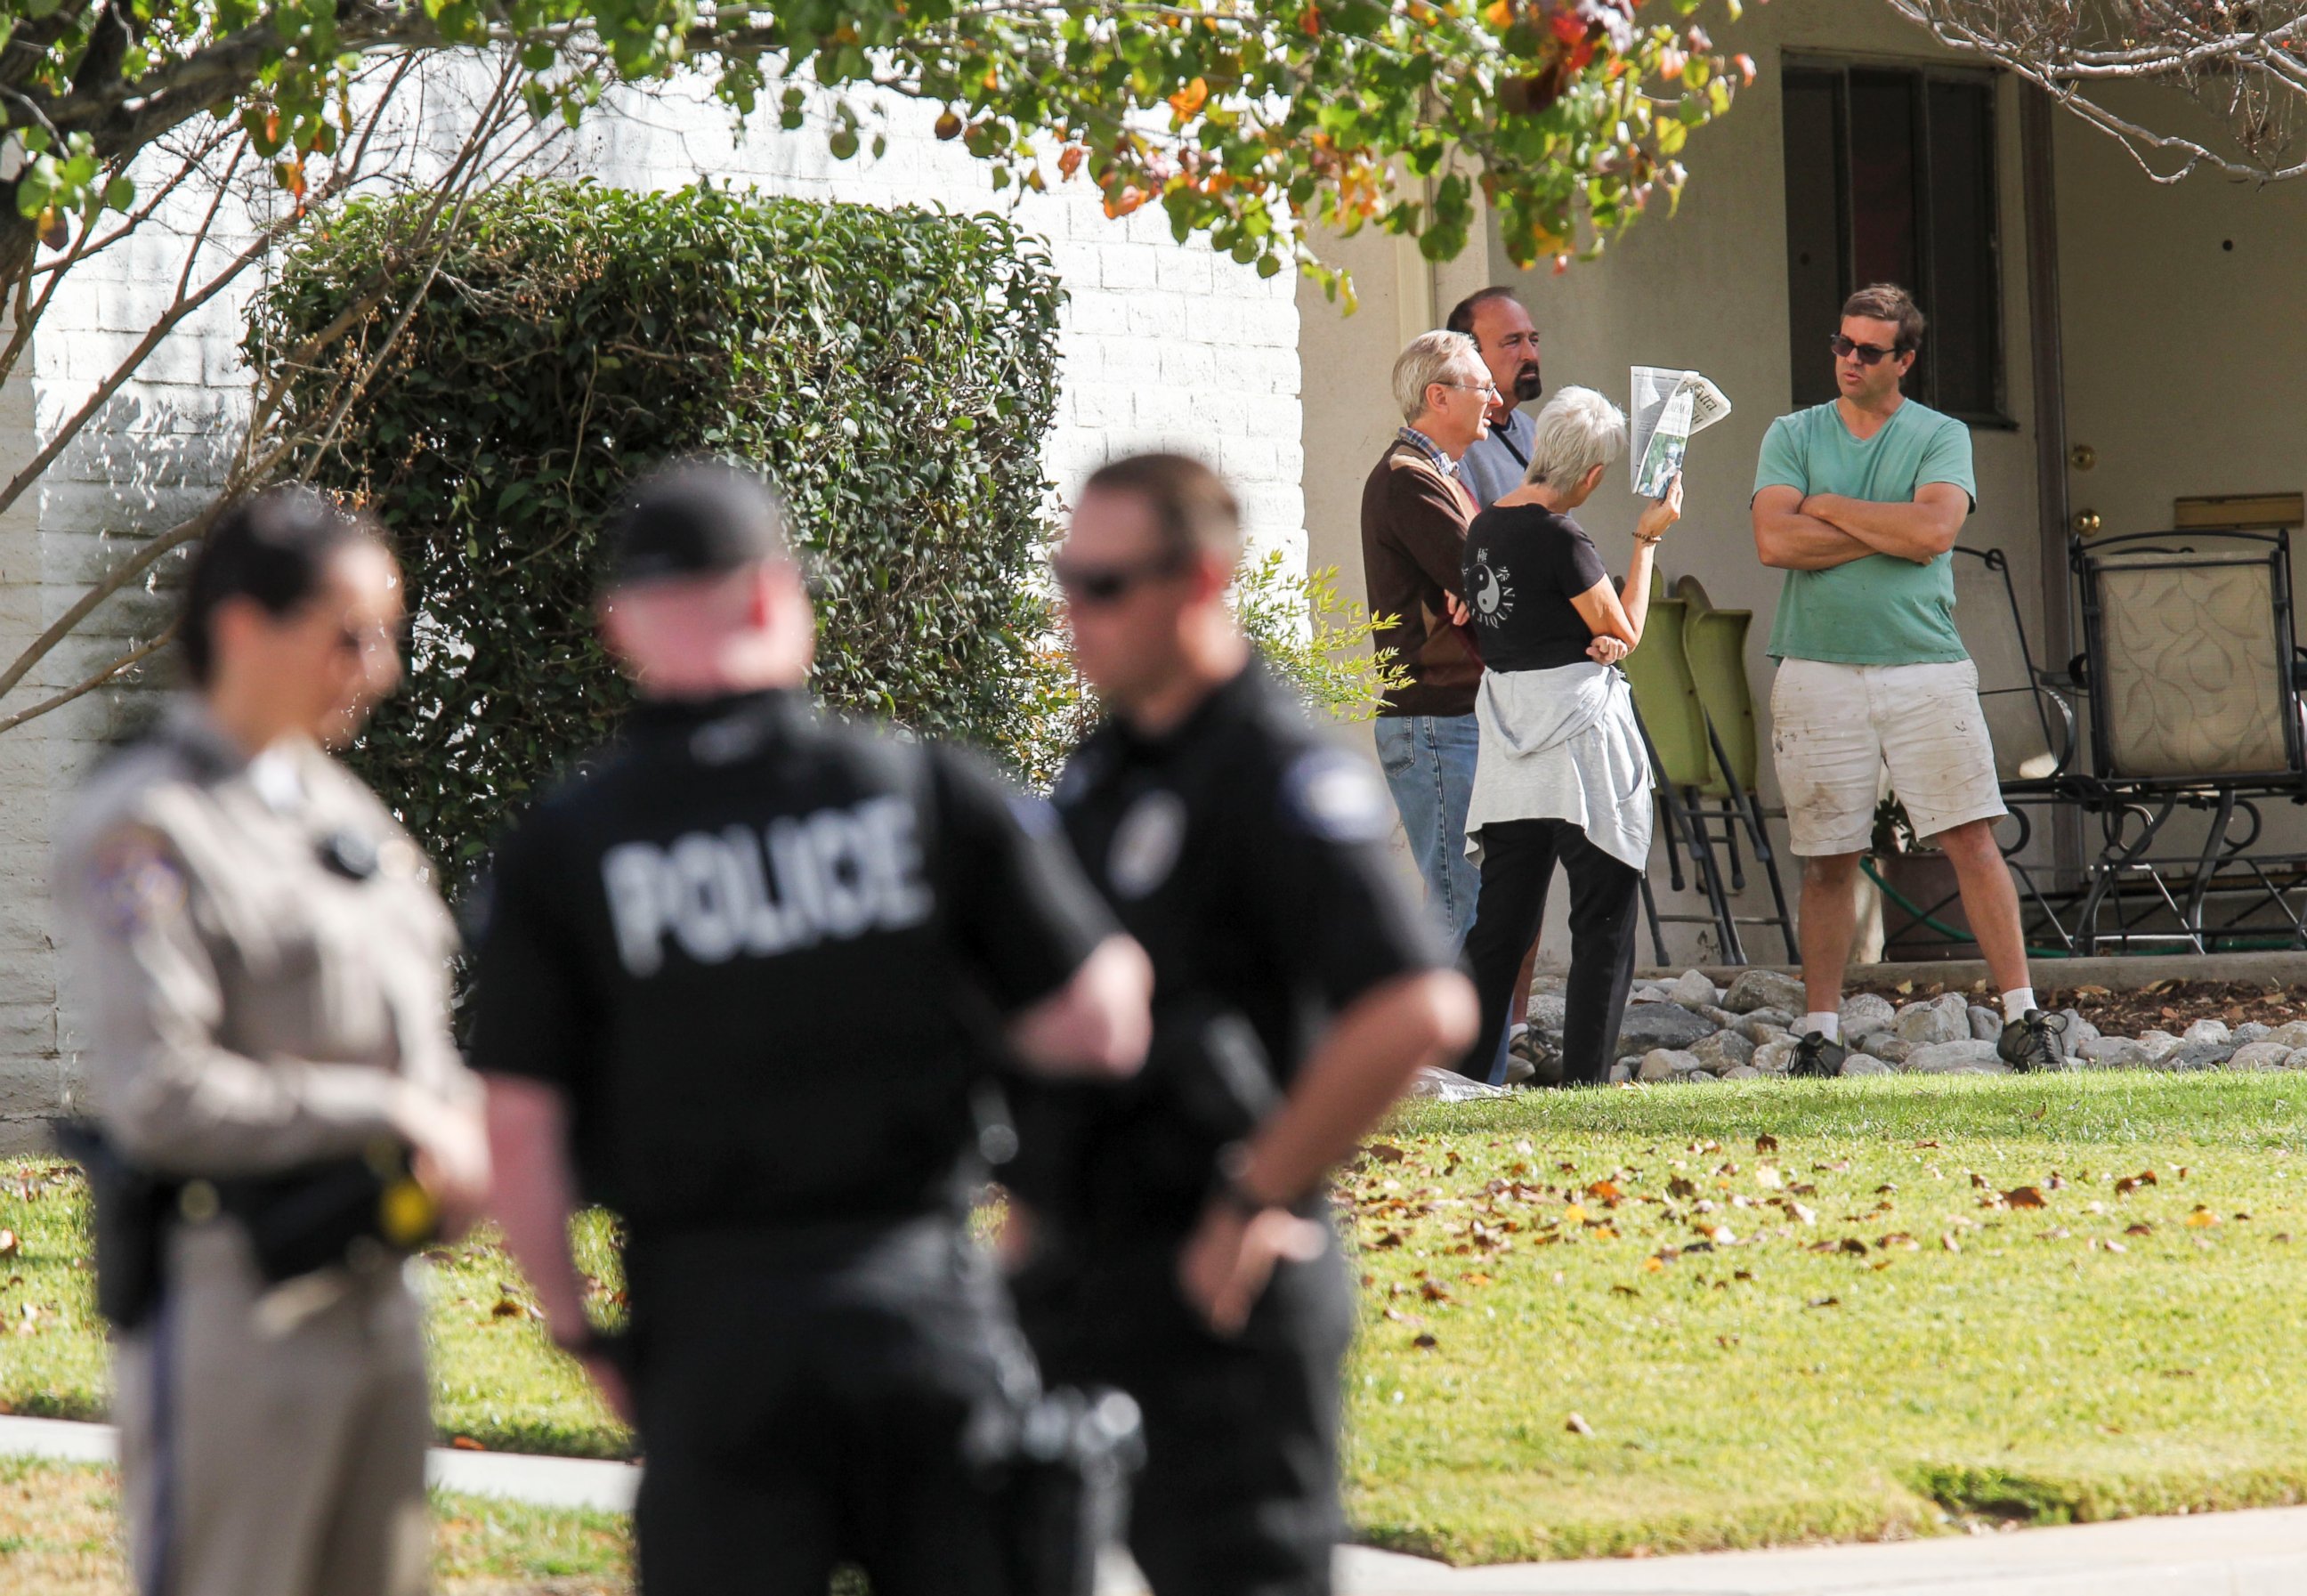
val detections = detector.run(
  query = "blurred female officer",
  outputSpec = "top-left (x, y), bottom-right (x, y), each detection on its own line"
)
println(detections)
top-left (1455, 387), bottom-right (1681, 1087)
top-left (55, 486), bottom-right (486, 1596)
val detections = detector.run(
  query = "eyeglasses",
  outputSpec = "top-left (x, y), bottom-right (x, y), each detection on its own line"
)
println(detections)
top-left (334, 619), bottom-right (407, 659)
top-left (1440, 379), bottom-right (1501, 396)
top-left (1050, 549), bottom-right (1189, 608)
top-left (1829, 333), bottom-right (1906, 366)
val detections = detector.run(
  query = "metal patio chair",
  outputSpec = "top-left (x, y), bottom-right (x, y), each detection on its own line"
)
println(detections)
top-left (1869, 546), bottom-right (2086, 956)
top-left (2054, 528), bottom-right (2307, 952)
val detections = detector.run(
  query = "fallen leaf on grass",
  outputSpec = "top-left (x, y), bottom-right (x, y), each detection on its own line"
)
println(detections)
top-left (1563, 1203), bottom-right (1589, 1225)
top-left (1817, 1159), bottom-right (1853, 1172)
top-left (2115, 1170), bottom-right (2158, 1196)
top-left (1418, 1279), bottom-right (1453, 1302)
top-left (0, 1231), bottom-right (16, 1259)
top-left (1585, 1179), bottom-right (1623, 1203)
top-left (1790, 1202), bottom-right (1817, 1226)
top-left (1755, 1133), bottom-right (1779, 1154)
top-left (1367, 1143), bottom-right (1406, 1164)
top-left (2101, 1239), bottom-right (2128, 1253)
top-left (1913, 1140), bottom-right (1941, 1149)
top-left (450, 1437), bottom-right (487, 1451)
top-left (1716, 1333), bottom-right (1740, 1348)
top-left (1667, 1175), bottom-right (1697, 1199)
top-left (1755, 1166), bottom-right (1784, 1190)
top-left (1970, 1172), bottom-right (1989, 1189)
top-left (2185, 1207), bottom-right (2221, 1229)
top-left (2004, 1187), bottom-right (2048, 1209)
top-left (2276, 1233), bottom-right (2294, 1244)
top-left (1412, 1333), bottom-right (1438, 1349)
top-left (1807, 1295), bottom-right (1842, 1308)
top-left (1566, 1413), bottom-right (1595, 1436)
top-left (1941, 1233), bottom-right (1961, 1253)
top-left (1461, 1271), bottom-right (1493, 1287)
top-left (1610, 1284), bottom-right (1640, 1296)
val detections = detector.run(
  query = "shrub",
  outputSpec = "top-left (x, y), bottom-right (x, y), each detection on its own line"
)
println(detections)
top-left (246, 179), bottom-right (1065, 873)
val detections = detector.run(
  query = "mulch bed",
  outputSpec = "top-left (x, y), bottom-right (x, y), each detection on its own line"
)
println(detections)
top-left (1848, 976), bottom-right (2307, 1036)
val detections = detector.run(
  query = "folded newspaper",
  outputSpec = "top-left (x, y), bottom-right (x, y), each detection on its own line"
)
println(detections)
top-left (1629, 367), bottom-right (1732, 498)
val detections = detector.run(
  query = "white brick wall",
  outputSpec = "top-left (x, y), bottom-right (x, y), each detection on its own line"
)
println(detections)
top-left (0, 69), bottom-right (1305, 1144)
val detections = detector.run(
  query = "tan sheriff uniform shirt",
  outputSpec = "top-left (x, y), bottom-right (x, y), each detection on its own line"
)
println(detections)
top-left (55, 698), bottom-right (474, 1176)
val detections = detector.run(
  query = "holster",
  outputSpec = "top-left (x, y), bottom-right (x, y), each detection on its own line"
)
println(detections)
top-left (56, 1123), bottom-right (437, 1327)
top-left (967, 1386), bottom-right (1146, 1596)
top-left (1114, 998), bottom-right (1283, 1216)
top-left (53, 1121), bottom-right (174, 1333)
top-left (215, 1141), bottom-right (437, 1285)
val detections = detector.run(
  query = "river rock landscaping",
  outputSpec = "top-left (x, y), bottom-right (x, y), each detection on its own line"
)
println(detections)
top-left (1508, 972), bottom-right (2307, 1088)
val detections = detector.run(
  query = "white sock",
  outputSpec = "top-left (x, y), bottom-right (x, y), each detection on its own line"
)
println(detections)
top-left (1801, 1012), bottom-right (1842, 1043)
top-left (2002, 988), bottom-right (2039, 1025)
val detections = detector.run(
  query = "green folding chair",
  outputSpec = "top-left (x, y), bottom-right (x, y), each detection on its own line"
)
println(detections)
top-left (1622, 595), bottom-right (1746, 960)
top-left (1620, 578), bottom-right (1797, 964)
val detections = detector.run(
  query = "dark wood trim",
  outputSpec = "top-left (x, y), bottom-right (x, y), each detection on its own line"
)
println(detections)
top-left (2020, 82), bottom-right (2081, 887)
top-left (2020, 83), bottom-right (2070, 668)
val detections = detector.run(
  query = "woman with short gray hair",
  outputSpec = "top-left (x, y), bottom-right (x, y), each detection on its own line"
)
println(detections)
top-left (1455, 385), bottom-right (1681, 1086)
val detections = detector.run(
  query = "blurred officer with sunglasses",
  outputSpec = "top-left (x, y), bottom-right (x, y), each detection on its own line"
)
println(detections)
top-left (55, 486), bottom-right (489, 1596)
top-left (1005, 453), bottom-right (1479, 1596)
top-left (1753, 282), bottom-right (2062, 1078)
top-left (473, 461), bottom-right (1154, 1595)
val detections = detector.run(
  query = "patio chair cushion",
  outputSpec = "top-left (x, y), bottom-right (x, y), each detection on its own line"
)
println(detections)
top-left (2095, 549), bottom-right (2290, 778)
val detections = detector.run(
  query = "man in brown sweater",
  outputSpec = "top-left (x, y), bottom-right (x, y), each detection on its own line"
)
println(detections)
top-left (1361, 329), bottom-right (1494, 950)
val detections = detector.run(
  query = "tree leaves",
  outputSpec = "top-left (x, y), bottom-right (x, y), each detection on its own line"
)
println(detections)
top-left (250, 182), bottom-right (1067, 890)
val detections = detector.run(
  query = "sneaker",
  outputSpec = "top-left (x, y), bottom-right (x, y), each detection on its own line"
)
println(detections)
top-left (1789, 1031), bottom-right (1847, 1079)
top-left (1997, 1009), bottom-right (2068, 1073)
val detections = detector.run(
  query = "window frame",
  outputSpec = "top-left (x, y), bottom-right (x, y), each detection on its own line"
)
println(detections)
top-left (1780, 53), bottom-right (2014, 430)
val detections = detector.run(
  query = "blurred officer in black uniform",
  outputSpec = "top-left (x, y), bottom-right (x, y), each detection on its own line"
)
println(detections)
top-left (470, 462), bottom-right (1153, 1596)
top-left (1008, 453), bottom-right (1481, 1596)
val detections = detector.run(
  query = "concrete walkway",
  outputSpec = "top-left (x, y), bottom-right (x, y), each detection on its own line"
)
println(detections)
top-left (0, 1413), bottom-right (638, 1511)
top-left (10, 1413), bottom-right (2303, 1592)
top-left (1333, 1508), bottom-right (2307, 1593)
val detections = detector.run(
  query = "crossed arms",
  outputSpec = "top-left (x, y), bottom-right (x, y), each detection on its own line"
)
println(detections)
top-left (1752, 482), bottom-right (1970, 571)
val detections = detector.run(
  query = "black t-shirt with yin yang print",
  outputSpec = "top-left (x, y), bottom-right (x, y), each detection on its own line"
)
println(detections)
top-left (1461, 502), bottom-right (1612, 673)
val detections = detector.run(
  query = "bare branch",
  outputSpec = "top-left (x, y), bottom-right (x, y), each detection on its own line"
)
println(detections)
top-left (1882, 0), bottom-right (2307, 183)
top-left (0, 621), bottom-right (179, 738)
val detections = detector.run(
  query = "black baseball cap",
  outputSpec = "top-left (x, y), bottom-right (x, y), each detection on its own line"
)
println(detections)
top-left (603, 460), bottom-right (791, 586)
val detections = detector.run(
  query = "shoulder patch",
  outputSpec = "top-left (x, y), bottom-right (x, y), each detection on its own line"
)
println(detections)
top-left (1282, 751), bottom-right (1392, 844)
top-left (86, 827), bottom-right (186, 939)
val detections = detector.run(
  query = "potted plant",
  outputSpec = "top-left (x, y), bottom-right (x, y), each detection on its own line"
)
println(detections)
top-left (1870, 795), bottom-right (1974, 962)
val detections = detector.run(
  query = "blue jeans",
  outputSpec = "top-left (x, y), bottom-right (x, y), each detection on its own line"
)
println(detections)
top-left (1374, 712), bottom-right (1481, 952)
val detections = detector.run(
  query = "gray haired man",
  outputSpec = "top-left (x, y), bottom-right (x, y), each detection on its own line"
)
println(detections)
top-left (1360, 329), bottom-right (1493, 948)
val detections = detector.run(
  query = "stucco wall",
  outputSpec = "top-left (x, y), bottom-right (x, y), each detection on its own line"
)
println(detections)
top-left (0, 73), bottom-right (1304, 1145)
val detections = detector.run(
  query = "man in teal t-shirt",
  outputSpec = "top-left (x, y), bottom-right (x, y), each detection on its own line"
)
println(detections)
top-left (1751, 283), bottom-right (2061, 1077)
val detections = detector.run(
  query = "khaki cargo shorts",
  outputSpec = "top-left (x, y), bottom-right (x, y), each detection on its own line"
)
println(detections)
top-left (1769, 657), bottom-right (2005, 858)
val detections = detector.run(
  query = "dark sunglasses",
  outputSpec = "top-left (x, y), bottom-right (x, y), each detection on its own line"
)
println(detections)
top-left (1050, 549), bottom-right (1188, 607)
top-left (1829, 333), bottom-right (1906, 365)
top-left (334, 618), bottom-right (409, 657)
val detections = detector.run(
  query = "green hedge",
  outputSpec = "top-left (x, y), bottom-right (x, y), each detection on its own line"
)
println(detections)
top-left (246, 180), bottom-right (1066, 874)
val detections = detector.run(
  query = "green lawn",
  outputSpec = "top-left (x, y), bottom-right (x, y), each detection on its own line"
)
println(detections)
top-left (4, 1072), bottom-right (2307, 1566)
top-left (0, 1456), bottom-right (630, 1594)
top-left (1344, 1072), bottom-right (2307, 1561)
